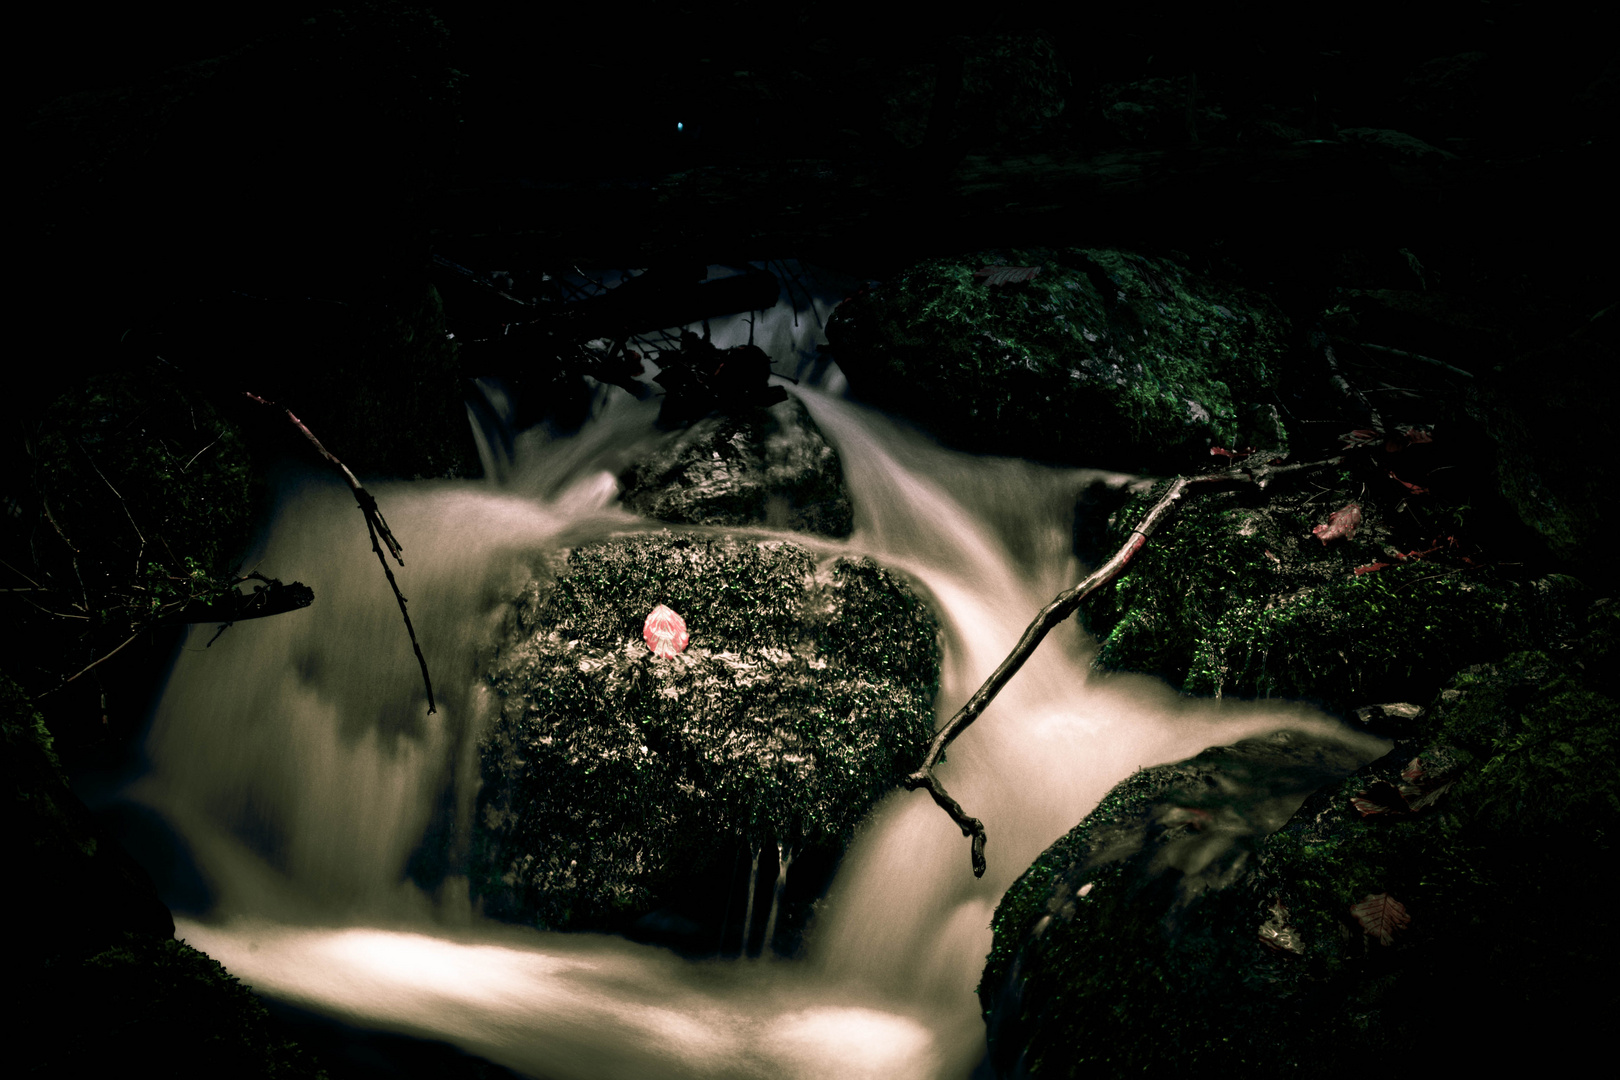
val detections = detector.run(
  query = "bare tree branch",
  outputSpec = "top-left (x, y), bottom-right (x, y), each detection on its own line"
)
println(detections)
top-left (244, 392), bottom-right (434, 713)
top-left (905, 453), bottom-right (1344, 877)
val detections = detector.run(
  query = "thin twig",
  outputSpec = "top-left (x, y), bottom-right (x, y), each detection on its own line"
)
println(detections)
top-left (1353, 341), bottom-right (1474, 380)
top-left (244, 392), bottom-right (432, 710)
top-left (78, 439), bottom-right (145, 571)
top-left (43, 632), bottom-right (142, 695)
top-left (905, 453), bottom-right (1344, 877)
top-left (364, 510), bottom-right (437, 714)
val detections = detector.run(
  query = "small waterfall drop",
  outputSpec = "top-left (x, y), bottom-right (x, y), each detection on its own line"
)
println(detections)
top-left (130, 265), bottom-right (1387, 1078)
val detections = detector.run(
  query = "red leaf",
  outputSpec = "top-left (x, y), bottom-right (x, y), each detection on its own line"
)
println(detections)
top-left (1403, 427), bottom-right (1433, 445)
top-left (1400, 757), bottom-right (1425, 782)
top-left (642, 604), bottom-right (690, 658)
top-left (1350, 892), bottom-right (1411, 945)
top-left (973, 265), bottom-right (1042, 287)
top-left (1353, 561), bottom-right (1394, 575)
top-left (1210, 446), bottom-right (1256, 462)
top-left (1313, 503), bottom-right (1363, 544)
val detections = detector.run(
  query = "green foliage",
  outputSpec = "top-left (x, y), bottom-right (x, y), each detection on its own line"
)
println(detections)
top-left (474, 533), bottom-right (941, 930)
top-left (7, 360), bottom-right (258, 687)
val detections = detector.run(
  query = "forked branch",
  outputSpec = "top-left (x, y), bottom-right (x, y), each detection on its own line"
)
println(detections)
top-left (245, 393), bottom-right (435, 713)
top-left (905, 453), bottom-right (1343, 876)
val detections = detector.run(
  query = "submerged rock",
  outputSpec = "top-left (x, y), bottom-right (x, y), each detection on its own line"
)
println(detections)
top-left (618, 396), bottom-right (854, 537)
top-left (981, 603), bottom-right (1617, 1074)
top-left (823, 247), bottom-right (1290, 471)
top-left (473, 532), bottom-right (938, 932)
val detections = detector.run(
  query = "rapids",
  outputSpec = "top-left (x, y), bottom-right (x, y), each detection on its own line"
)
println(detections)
top-left (128, 264), bottom-right (1386, 1079)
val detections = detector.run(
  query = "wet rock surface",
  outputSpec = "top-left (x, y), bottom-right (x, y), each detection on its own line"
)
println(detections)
top-left (822, 247), bottom-right (1291, 472)
top-left (978, 729), bottom-right (1377, 1076)
top-left (472, 531), bottom-right (939, 935)
top-left (618, 396), bottom-right (854, 537)
top-left (982, 602), bottom-right (1618, 1075)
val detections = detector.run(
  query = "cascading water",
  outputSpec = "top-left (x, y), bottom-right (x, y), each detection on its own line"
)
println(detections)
top-left (127, 265), bottom-right (1386, 1079)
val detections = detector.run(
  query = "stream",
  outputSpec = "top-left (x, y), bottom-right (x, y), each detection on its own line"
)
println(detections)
top-left (125, 265), bottom-right (1385, 1079)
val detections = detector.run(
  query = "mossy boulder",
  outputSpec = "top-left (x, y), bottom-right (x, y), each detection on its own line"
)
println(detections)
top-left (822, 248), bottom-right (1291, 471)
top-left (21, 933), bottom-right (328, 1078)
top-left (1079, 461), bottom-right (1586, 717)
top-left (1464, 315), bottom-right (1618, 590)
top-left (618, 397), bottom-right (854, 537)
top-left (473, 532), bottom-right (939, 931)
top-left (978, 729), bottom-right (1378, 1076)
top-left (980, 602), bottom-right (1617, 1074)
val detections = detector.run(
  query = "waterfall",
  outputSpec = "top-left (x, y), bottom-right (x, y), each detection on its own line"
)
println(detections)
top-left (762, 842), bottom-right (794, 957)
top-left (741, 845), bottom-right (761, 958)
top-left (128, 267), bottom-right (1387, 1079)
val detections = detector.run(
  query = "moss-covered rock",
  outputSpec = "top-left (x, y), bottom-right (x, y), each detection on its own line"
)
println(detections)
top-left (618, 397), bottom-right (853, 537)
top-left (978, 729), bottom-right (1377, 1076)
top-left (1464, 316), bottom-right (1618, 590)
top-left (822, 247), bottom-right (1291, 471)
top-left (473, 532), bottom-right (939, 931)
top-left (980, 603), bottom-right (1617, 1074)
top-left (1081, 461), bottom-right (1586, 716)
top-left (20, 933), bottom-right (328, 1078)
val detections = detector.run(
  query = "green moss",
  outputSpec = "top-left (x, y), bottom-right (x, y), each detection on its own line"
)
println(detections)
top-left (474, 533), bottom-right (940, 930)
top-left (981, 615), bottom-right (1618, 1074)
top-left (823, 248), bottom-right (1291, 470)
top-left (1084, 472), bottom-right (1566, 714)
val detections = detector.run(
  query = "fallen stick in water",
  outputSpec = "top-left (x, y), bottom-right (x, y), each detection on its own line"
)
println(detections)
top-left (244, 392), bottom-right (436, 715)
top-left (904, 452), bottom-right (1343, 877)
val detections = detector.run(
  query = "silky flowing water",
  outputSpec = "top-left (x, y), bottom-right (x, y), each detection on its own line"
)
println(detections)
top-left (129, 269), bottom-right (1386, 1079)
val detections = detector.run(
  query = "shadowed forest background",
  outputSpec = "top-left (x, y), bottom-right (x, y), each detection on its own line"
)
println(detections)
top-left (9, 2), bottom-right (1615, 1076)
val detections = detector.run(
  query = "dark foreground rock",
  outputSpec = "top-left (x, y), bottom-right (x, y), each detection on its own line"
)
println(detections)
top-left (822, 247), bottom-right (1291, 472)
top-left (980, 602), bottom-right (1617, 1075)
top-left (473, 531), bottom-right (939, 936)
top-left (4, 678), bottom-right (329, 1078)
top-left (618, 396), bottom-right (854, 537)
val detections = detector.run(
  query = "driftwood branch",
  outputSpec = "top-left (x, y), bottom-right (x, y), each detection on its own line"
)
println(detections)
top-left (905, 453), bottom-right (1344, 877)
top-left (244, 392), bottom-right (435, 713)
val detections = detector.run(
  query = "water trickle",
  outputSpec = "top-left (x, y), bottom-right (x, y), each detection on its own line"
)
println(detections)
top-left (741, 844), bottom-right (762, 958)
top-left (762, 841), bottom-right (794, 957)
top-left (130, 265), bottom-right (1386, 1078)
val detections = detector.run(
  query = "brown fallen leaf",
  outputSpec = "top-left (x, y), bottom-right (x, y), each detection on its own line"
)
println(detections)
top-left (1350, 892), bottom-right (1411, 945)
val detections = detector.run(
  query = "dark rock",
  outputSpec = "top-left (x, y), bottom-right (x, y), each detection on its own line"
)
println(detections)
top-left (20, 933), bottom-right (329, 1078)
top-left (981, 602), bottom-right (1618, 1074)
top-left (472, 532), bottom-right (939, 933)
top-left (2, 676), bottom-right (175, 959)
top-left (978, 728), bottom-right (1377, 1077)
top-left (1097, 76), bottom-right (1230, 146)
top-left (619, 396), bottom-right (853, 537)
top-left (1465, 311), bottom-right (1619, 589)
top-left (823, 248), bottom-right (1291, 472)
top-left (1335, 127), bottom-right (1459, 166)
